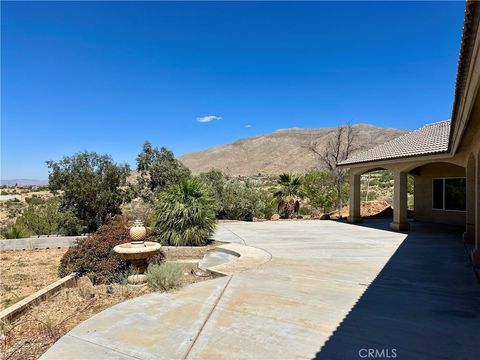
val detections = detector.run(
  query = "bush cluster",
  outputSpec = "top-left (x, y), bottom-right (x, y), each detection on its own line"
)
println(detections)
top-left (25, 195), bottom-right (45, 205)
top-left (18, 198), bottom-right (83, 237)
top-left (1, 197), bottom-right (84, 239)
top-left (301, 170), bottom-right (336, 213)
top-left (58, 217), bottom-right (160, 284)
top-left (146, 262), bottom-right (183, 291)
top-left (0, 223), bottom-right (32, 239)
top-left (17, 198), bottom-right (64, 236)
top-left (199, 170), bottom-right (275, 221)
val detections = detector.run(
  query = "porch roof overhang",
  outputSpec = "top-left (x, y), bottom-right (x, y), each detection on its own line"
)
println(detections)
top-left (337, 121), bottom-right (451, 169)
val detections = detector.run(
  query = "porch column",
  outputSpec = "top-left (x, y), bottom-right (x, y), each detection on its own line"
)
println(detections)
top-left (464, 154), bottom-right (475, 243)
top-left (390, 170), bottom-right (410, 231)
top-left (348, 173), bottom-right (362, 223)
top-left (472, 153), bottom-right (480, 266)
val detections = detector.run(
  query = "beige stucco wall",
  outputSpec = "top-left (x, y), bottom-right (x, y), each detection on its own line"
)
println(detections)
top-left (413, 163), bottom-right (466, 227)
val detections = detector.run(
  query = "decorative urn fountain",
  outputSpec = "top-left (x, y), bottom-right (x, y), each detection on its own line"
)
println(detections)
top-left (113, 220), bottom-right (162, 285)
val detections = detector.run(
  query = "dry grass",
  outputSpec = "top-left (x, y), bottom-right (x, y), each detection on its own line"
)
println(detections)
top-left (0, 245), bottom-right (217, 310)
top-left (0, 259), bottom-right (215, 359)
top-left (0, 277), bottom-right (151, 360)
top-left (0, 249), bottom-right (68, 310)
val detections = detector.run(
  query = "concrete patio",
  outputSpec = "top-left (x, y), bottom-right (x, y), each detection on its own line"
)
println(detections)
top-left (42, 220), bottom-right (480, 359)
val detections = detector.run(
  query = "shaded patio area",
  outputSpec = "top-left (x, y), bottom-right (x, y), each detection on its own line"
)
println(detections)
top-left (316, 219), bottom-right (480, 360)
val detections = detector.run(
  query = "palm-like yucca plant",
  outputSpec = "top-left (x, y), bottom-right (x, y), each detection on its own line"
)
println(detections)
top-left (152, 177), bottom-right (216, 246)
top-left (274, 173), bottom-right (302, 219)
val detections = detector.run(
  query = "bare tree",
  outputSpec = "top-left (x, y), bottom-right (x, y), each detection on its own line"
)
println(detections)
top-left (308, 125), bottom-right (357, 218)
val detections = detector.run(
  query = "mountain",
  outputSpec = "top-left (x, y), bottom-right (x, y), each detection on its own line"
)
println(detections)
top-left (179, 124), bottom-right (407, 176)
top-left (0, 179), bottom-right (48, 187)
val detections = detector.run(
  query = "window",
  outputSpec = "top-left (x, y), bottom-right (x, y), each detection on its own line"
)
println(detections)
top-left (432, 178), bottom-right (466, 211)
top-left (433, 179), bottom-right (444, 209)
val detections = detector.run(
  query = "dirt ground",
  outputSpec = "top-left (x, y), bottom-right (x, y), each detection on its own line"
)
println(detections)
top-left (0, 249), bottom-right (68, 310)
top-left (329, 200), bottom-right (391, 218)
top-left (0, 264), bottom-right (215, 360)
top-left (0, 241), bottom-right (222, 311)
top-left (163, 240), bottom-right (225, 260)
top-left (0, 245), bottom-right (218, 359)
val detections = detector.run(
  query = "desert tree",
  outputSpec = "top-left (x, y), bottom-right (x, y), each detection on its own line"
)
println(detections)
top-left (136, 141), bottom-right (191, 203)
top-left (47, 152), bottom-right (130, 232)
top-left (308, 125), bottom-right (357, 218)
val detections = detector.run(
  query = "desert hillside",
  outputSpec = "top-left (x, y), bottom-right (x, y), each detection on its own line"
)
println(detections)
top-left (179, 124), bottom-right (406, 175)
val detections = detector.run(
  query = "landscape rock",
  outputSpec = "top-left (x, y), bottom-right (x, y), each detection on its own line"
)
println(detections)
top-left (270, 214), bottom-right (280, 221)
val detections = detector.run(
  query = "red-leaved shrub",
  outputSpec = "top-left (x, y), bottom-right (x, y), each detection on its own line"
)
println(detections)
top-left (59, 216), bottom-right (161, 284)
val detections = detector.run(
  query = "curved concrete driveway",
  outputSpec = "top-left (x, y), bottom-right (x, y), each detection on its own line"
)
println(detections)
top-left (42, 221), bottom-right (480, 360)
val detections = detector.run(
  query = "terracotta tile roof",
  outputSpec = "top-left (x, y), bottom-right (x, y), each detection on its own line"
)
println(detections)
top-left (451, 1), bottom-right (479, 136)
top-left (338, 120), bottom-right (451, 166)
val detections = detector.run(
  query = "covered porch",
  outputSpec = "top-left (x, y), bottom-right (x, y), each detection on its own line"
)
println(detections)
top-left (345, 154), bottom-right (480, 266)
top-left (338, 121), bottom-right (480, 266)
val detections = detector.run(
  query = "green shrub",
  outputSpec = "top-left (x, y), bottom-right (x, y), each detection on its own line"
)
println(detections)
top-left (17, 198), bottom-right (63, 236)
top-left (0, 223), bottom-right (32, 239)
top-left (299, 206), bottom-right (311, 216)
top-left (146, 262), bottom-right (183, 291)
top-left (152, 177), bottom-right (216, 246)
top-left (58, 210), bottom-right (84, 236)
top-left (14, 198), bottom-right (83, 237)
top-left (199, 169), bottom-right (226, 216)
top-left (25, 195), bottom-right (45, 205)
top-left (361, 191), bottom-right (376, 201)
top-left (301, 170), bottom-right (336, 213)
top-left (257, 189), bottom-right (277, 219)
top-left (221, 179), bottom-right (268, 221)
top-left (199, 169), bottom-right (276, 221)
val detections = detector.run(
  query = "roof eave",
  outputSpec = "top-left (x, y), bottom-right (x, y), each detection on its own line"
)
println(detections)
top-left (449, 1), bottom-right (480, 154)
top-left (337, 151), bottom-right (452, 169)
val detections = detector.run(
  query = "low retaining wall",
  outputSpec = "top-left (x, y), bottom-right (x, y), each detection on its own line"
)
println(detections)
top-left (203, 243), bottom-right (272, 276)
top-left (0, 236), bottom-right (85, 251)
top-left (0, 273), bottom-right (78, 323)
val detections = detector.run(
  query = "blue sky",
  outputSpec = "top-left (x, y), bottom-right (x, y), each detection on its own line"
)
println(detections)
top-left (1, 1), bottom-right (465, 179)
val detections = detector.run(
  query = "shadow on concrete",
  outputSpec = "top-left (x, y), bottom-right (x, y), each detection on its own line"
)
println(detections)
top-left (315, 220), bottom-right (480, 360)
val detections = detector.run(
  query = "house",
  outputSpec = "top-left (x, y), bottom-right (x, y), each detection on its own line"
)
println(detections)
top-left (338, 0), bottom-right (480, 265)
